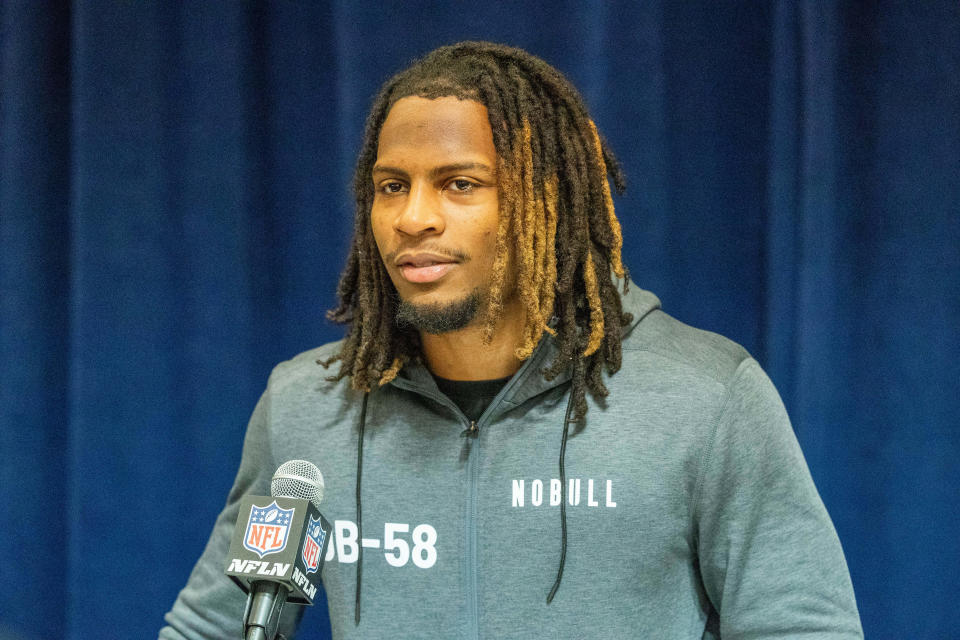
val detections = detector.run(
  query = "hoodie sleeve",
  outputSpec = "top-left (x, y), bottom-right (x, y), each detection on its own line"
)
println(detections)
top-left (693, 358), bottom-right (863, 639)
top-left (158, 389), bottom-right (305, 640)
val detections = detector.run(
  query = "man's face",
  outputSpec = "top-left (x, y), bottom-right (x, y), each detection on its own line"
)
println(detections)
top-left (371, 96), bottom-right (508, 333)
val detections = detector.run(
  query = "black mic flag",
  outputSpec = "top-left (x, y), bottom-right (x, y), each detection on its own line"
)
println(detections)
top-left (225, 461), bottom-right (332, 640)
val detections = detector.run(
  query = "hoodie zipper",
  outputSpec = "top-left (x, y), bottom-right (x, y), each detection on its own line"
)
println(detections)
top-left (388, 357), bottom-right (545, 640)
top-left (464, 417), bottom-right (481, 640)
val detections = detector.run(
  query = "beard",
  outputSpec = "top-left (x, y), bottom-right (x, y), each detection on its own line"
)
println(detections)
top-left (395, 288), bottom-right (482, 335)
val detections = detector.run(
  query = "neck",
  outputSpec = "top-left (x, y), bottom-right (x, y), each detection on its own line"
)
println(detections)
top-left (419, 298), bottom-right (526, 381)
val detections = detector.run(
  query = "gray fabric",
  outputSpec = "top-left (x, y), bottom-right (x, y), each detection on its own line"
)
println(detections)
top-left (160, 283), bottom-right (863, 639)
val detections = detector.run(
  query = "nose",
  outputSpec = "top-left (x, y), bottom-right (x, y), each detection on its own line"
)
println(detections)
top-left (394, 182), bottom-right (445, 238)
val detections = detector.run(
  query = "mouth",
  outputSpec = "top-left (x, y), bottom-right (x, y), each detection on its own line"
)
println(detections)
top-left (395, 252), bottom-right (459, 284)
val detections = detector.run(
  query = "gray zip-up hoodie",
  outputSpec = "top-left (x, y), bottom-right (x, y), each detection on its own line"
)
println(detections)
top-left (160, 285), bottom-right (862, 639)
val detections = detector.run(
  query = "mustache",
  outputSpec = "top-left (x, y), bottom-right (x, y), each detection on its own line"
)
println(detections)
top-left (384, 243), bottom-right (471, 264)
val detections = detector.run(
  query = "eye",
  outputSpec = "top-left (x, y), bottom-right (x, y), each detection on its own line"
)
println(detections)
top-left (447, 178), bottom-right (476, 193)
top-left (379, 181), bottom-right (407, 195)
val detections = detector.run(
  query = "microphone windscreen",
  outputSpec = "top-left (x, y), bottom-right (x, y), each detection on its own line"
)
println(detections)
top-left (271, 459), bottom-right (325, 509)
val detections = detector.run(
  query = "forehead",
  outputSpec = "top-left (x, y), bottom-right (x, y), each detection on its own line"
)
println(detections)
top-left (376, 96), bottom-right (496, 163)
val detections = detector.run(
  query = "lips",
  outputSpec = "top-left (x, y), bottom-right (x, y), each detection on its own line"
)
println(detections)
top-left (395, 253), bottom-right (458, 284)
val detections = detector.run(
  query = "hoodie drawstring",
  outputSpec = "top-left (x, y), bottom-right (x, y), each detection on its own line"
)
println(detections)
top-left (354, 391), bottom-right (369, 626)
top-left (547, 385), bottom-right (577, 604)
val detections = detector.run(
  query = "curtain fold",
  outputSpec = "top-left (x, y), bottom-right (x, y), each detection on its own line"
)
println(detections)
top-left (2, 2), bottom-right (957, 638)
top-left (1, 3), bottom-right (72, 639)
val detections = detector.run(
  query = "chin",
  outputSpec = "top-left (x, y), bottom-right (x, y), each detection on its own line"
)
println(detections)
top-left (395, 288), bottom-right (483, 334)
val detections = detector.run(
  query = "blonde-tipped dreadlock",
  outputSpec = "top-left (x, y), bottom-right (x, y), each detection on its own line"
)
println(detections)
top-left (323, 41), bottom-right (631, 421)
top-left (588, 120), bottom-right (626, 279)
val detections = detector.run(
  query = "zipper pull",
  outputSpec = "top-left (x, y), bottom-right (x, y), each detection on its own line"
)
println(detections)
top-left (460, 420), bottom-right (479, 438)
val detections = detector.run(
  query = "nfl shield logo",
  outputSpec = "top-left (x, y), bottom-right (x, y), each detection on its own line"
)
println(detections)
top-left (301, 514), bottom-right (326, 574)
top-left (243, 501), bottom-right (294, 558)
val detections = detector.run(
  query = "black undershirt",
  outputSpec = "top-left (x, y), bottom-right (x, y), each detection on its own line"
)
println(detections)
top-left (433, 374), bottom-right (512, 423)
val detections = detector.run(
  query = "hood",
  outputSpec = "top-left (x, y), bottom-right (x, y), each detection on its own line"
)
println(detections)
top-left (617, 278), bottom-right (662, 340)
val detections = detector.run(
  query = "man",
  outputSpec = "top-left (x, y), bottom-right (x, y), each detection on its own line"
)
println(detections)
top-left (161, 42), bottom-right (862, 639)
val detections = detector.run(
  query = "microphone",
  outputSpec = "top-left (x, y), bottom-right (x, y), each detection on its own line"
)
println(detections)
top-left (224, 460), bottom-right (332, 640)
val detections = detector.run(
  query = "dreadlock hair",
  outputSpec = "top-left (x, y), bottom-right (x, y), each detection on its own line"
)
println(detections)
top-left (322, 41), bottom-right (631, 422)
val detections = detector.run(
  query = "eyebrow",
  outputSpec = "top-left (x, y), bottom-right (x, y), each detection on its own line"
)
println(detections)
top-left (371, 162), bottom-right (495, 180)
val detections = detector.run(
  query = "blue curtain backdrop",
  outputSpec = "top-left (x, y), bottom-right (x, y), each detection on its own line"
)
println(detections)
top-left (1, 2), bottom-right (957, 638)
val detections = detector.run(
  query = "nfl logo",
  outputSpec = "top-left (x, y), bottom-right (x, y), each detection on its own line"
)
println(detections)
top-left (243, 501), bottom-right (294, 558)
top-left (301, 514), bottom-right (326, 574)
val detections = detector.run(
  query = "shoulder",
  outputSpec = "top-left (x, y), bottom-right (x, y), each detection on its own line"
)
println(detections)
top-left (618, 284), bottom-right (751, 390)
top-left (624, 308), bottom-right (751, 386)
top-left (258, 339), bottom-right (365, 446)
top-left (265, 339), bottom-right (350, 396)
